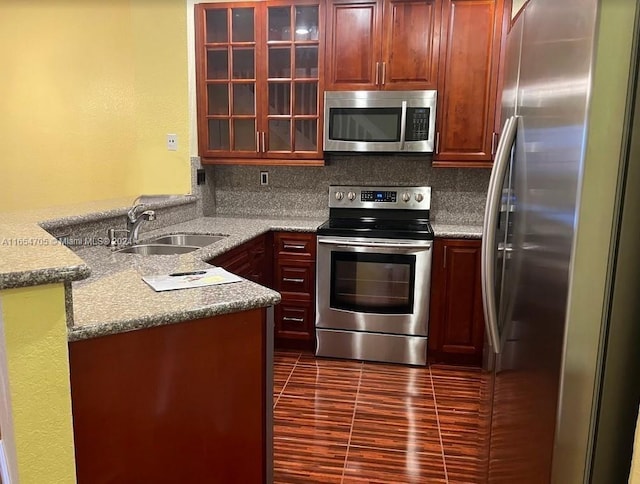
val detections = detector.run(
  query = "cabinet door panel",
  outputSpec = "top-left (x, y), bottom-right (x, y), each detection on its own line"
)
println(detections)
top-left (261, 1), bottom-right (325, 162)
top-left (381, 0), bottom-right (441, 90)
top-left (196, 3), bottom-right (263, 160)
top-left (434, 0), bottom-right (503, 165)
top-left (326, 0), bottom-right (382, 90)
top-left (429, 238), bottom-right (484, 365)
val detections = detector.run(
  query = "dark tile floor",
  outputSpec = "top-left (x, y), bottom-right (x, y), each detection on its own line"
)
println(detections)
top-left (273, 351), bottom-right (490, 484)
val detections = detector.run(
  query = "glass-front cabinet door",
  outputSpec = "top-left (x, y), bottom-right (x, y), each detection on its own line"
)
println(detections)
top-left (264, 2), bottom-right (323, 160)
top-left (196, 4), bottom-right (262, 159)
top-left (195, 1), bottom-right (324, 164)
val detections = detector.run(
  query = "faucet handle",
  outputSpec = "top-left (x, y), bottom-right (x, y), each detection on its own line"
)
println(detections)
top-left (107, 228), bottom-right (130, 249)
top-left (142, 210), bottom-right (156, 221)
top-left (127, 204), bottom-right (145, 223)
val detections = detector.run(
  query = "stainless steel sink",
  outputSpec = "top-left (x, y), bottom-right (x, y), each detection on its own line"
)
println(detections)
top-left (116, 244), bottom-right (200, 255)
top-left (147, 234), bottom-right (228, 247)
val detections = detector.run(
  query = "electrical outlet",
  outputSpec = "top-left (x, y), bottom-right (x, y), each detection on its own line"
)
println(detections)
top-left (197, 169), bottom-right (206, 185)
top-left (260, 171), bottom-right (269, 185)
top-left (167, 134), bottom-right (178, 151)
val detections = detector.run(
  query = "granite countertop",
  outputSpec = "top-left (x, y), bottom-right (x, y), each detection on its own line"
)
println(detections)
top-left (0, 196), bottom-right (196, 290)
top-left (0, 196), bottom-right (482, 342)
top-left (432, 222), bottom-right (483, 239)
top-left (68, 216), bottom-right (480, 341)
top-left (69, 216), bottom-right (325, 341)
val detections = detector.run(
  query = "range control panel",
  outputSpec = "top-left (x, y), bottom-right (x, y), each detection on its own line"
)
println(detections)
top-left (361, 190), bottom-right (397, 203)
top-left (329, 186), bottom-right (431, 210)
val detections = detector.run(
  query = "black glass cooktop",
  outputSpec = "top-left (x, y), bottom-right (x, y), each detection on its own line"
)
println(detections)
top-left (317, 217), bottom-right (434, 240)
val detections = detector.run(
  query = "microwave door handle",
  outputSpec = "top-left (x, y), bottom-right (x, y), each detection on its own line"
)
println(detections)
top-left (399, 101), bottom-right (407, 151)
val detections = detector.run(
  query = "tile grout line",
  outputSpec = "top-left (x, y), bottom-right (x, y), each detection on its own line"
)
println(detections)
top-left (340, 361), bottom-right (364, 484)
top-left (430, 365), bottom-right (449, 484)
top-left (273, 353), bottom-right (301, 408)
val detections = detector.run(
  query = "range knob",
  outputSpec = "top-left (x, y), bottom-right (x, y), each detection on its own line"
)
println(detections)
top-left (347, 191), bottom-right (357, 201)
top-left (402, 192), bottom-right (411, 203)
top-left (335, 191), bottom-right (344, 201)
top-left (415, 193), bottom-right (424, 203)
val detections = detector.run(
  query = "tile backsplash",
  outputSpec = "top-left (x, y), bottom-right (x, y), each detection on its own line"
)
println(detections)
top-left (206, 155), bottom-right (490, 224)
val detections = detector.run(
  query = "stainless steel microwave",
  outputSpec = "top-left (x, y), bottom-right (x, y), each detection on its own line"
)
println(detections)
top-left (323, 90), bottom-right (437, 153)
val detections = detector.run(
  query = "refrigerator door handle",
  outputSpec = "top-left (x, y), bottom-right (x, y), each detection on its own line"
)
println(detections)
top-left (481, 115), bottom-right (518, 354)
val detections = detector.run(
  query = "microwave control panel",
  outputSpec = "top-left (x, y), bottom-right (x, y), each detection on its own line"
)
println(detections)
top-left (405, 108), bottom-right (431, 142)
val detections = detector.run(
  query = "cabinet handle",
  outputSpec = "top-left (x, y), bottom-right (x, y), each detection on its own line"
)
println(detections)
top-left (375, 62), bottom-right (380, 86)
top-left (283, 277), bottom-right (304, 283)
top-left (283, 244), bottom-right (306, 250)
top-left (382, 62), bottom-right (386, 85)
top-left (443, 246), bottom-right (447, 268)
top-left (261, 132), bottom-right (266, 153)
top-left (256, 132), bottom-right (261, 153)
top-left (491, 132), bottom-right (499, 155)
top-left (283, 316), bottom-right (304, 323)
top-left (435, 131), bottom-right (440, 154)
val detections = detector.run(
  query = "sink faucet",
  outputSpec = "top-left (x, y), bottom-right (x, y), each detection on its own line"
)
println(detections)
top-left (126, 204), bottom-right (156, 244)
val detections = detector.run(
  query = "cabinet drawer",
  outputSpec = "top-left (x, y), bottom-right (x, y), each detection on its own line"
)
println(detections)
top-left (274, 261), bottom-right (315, 298)
top-left (274, 232), bottom-right (316, 260)
top-left (275, 301), bottom-right (314, 340)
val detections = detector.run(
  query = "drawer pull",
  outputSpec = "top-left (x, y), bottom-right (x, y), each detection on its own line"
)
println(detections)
top-left (283, 316), bottom-right (304, 323)
top-left (283, 244), bottom-right (306, 250)
top-left (282, 277), bottom-right (304, 283)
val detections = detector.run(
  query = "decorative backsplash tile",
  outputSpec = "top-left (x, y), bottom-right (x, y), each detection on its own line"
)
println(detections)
top-left (206, 155), bottom-right (490, 224)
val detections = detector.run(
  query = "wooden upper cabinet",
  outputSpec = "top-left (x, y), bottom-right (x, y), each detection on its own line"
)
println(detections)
top-left (433, 0), bottom-right (505, 167)
top-left (381, 0), bottom-right (441, 90)
top-left (325, 0), bottom-right (381, 89)
top-left (195, 1), bottom-right (325, 165)
top-left (326, 0), bottom-right (440, 90)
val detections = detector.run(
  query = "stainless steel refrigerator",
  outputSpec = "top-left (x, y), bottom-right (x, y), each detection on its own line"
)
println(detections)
top-left (481, 0), bottom-right (640, 482)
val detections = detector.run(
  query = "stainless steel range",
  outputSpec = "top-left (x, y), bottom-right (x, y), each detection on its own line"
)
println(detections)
top-left (315, 185), bottom-right (434, 366)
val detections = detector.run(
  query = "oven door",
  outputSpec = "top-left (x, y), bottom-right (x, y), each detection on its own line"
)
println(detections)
top-left (316, 236), bottom-right (432, 336)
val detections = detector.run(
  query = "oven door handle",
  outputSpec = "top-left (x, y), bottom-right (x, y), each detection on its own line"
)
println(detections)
top-left (318, 238), bottom-right (432, 251)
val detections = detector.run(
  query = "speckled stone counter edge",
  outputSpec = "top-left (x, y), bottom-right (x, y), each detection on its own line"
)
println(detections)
top-left (67, 292), bottom-right (282, 342)
top-left (0, 196), bottom-right (196, 291)
top-left (0, 264), bottom-right (92, 291)
top-left (38, 195), bottom-right (197, 230)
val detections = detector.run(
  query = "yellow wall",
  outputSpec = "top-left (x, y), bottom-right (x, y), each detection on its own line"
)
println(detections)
top-left (0, 284), bottom-right (76, 483)
top-left (0, 1), bottom-right (190, 212)
top-left (130, 1), bottom-right (190, 195)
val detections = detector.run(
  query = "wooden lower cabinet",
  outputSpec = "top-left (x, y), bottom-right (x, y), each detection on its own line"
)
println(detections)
top-left (69, 309), bottom-right (268, 484)
top-left (428, 238), bottom-right (485, 365)
top-left (273, 232), bottom-right (316, 350)
top-left (211, 231), bottom-right (317, 349)
top-left (209, 233), bottom-right (272, 287)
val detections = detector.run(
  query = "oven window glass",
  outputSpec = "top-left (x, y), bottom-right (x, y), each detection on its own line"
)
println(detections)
top-left (330, 252), bottom-right (415, 314)
top-left (328, 107), bottom-right (401, 142)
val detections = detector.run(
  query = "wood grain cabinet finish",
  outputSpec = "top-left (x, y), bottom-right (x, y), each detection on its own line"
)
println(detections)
top-left (273, 231), bottom-right (316, 347)
top-left (69, 309), bottom-right (268, 484)
top-left (210, 233), bottom-right (272, 286)
top-left (326, 0), bottom-right (441, 90)
top-left (433, 0), bottom-right (506, 167)
top-left (195, 1), bottom-right (325, 165)
top-left (428, 238), bottom-right (485, 366)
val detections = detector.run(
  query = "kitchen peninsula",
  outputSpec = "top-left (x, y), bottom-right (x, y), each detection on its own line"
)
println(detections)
top-left (0, 196), bottom-right (321, 483)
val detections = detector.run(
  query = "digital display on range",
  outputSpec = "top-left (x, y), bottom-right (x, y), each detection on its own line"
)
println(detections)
top-left (361, 191), bottom-right (397, 202)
